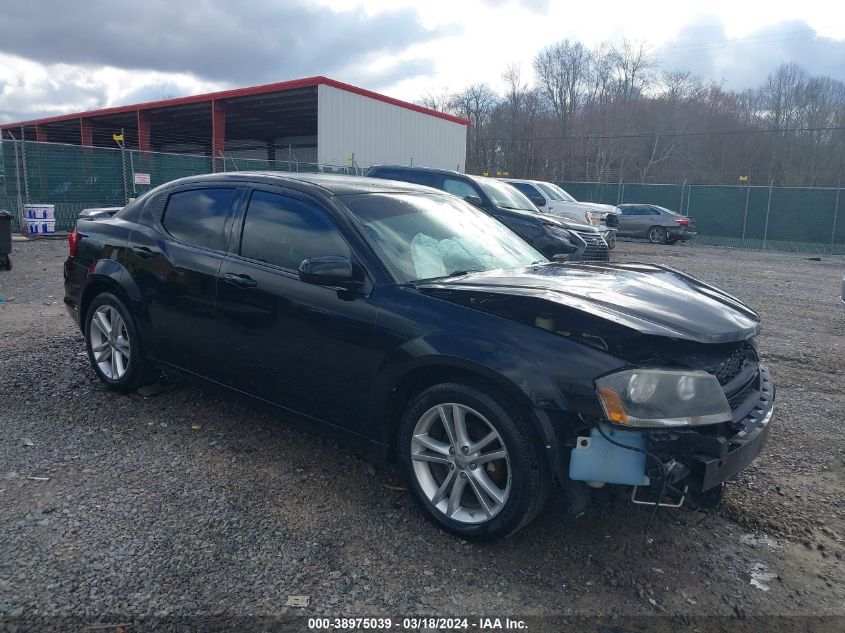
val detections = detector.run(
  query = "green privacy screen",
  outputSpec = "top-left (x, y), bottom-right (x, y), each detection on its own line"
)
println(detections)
top-left (559, 181), bottom-right (843, 254)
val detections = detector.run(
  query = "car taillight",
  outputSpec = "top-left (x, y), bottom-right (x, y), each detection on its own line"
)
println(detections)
top-left (674, 218), bottom-right (691, 225)
top-left (68, 229), bottom-right (79, 257)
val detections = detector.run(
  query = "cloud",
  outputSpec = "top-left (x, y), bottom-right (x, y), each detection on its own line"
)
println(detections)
top-left (0, 1), bottom-right (452, 85)
top-left (0, 1), bottom-right (454, 123)
top-left (656, 17), bottom-right (845, 89)
top-left (480, 0), bottom-right (551, 12)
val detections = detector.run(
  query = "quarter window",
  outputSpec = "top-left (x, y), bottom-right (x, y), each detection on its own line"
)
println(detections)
top-left (239, 191), bottom-right (350, 270)
top-left (161, 188), bottom-right (237, 251)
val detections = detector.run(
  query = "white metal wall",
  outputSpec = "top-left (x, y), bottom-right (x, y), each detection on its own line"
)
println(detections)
top-left (317, 84), bottom-right (467, 170)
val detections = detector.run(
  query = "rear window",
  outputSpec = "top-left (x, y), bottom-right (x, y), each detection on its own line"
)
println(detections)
top-left (510, 182), bottom-right (541, 198)
top-left (161, 188), bottom-right (237, 251)
top-left (402, 171), bottom-right (441, 187)
top-left (369, 168), bottom-right (406, 181)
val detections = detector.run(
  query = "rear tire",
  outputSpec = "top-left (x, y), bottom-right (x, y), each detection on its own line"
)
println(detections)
top-left (1, 254), bottom-right (10, 270)
top-left (84, 292), bottom-right (155, 393)
top-left (647, 226), bottom-right (667, 244)
top-left (398, 382), bottom-right (551, 540)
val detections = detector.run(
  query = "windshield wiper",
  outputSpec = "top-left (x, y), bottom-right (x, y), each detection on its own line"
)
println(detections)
top-left (412, 269), bottom-right (484, 284)
top-left (446, 269), bottom-right (483, 277)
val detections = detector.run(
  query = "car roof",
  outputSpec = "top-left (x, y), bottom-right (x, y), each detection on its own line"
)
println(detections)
top-left (153, 171), bottom-right (437, 196)
top-left (370, 164), bottom-right (463, 177)
top-left (369, 165), bottom-right (517, 189)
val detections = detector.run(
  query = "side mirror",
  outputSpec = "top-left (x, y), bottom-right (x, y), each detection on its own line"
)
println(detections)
top-left (529, 196), bottom-right (545, 207)
top-left (463, 195), bottom-right (484, 208)
top-left (298, 256), bottom-right (360, 288)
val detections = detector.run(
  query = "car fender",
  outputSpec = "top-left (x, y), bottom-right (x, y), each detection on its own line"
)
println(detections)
top-left (372, 332), bottom-right (567, 451)
top-left (80, 259), bottom-right (156, 356)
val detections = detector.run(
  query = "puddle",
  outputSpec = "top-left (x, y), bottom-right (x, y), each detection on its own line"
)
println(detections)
top-left (741, 562), bottom-right (778, 591)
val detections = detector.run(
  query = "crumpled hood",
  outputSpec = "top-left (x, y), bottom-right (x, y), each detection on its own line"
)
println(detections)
top-left (417, 262), bottom-right (761, 344)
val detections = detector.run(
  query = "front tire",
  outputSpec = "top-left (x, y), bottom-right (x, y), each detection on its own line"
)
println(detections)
top-left (85, 292), bottom-right (155, 393)
top-left (647, 226), bottom-right (667, 244)
top-left (398, 382), bottom-right (550, 539)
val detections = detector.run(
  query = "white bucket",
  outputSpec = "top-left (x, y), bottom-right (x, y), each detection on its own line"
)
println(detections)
top-left (24, 218), bottom-right (56, 235)
top-left (24, 204), bottom-right (55, 220)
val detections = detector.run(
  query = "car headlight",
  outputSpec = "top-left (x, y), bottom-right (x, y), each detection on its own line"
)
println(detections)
top-left (543, 224), bottom-right (572, 241)
top-left (595, 369), bottom-right (731, 428)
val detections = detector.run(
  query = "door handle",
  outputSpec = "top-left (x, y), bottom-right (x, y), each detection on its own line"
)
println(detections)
top-left (131, 246), bottom-right (155, 259)
top-left (223, 272), bottom-right (258, 288)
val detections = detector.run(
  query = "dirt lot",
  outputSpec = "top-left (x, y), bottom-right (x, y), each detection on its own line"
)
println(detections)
top-left (1, 237), bottom-right (843, 626)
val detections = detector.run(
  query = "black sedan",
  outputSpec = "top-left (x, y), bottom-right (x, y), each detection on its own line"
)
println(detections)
top-left (64, 173), bottom-right (774, 539)
top-left (617, 204), bottom-right (697, 244)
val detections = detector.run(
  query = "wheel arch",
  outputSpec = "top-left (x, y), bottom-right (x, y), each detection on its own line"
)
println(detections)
top-left (79, 261), bottom-right (155, 357)
top-left (381, 358), bottom-right (556, 462)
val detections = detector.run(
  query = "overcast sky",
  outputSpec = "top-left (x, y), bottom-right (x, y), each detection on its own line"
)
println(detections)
top-left (1, 0), bottom-right (844, 124)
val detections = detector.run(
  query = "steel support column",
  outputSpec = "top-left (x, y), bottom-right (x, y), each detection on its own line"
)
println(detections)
top-left (137, 110), bottom-right (151, 152)
top-left (212, 100), bottom-right (226, 172)
top-left (80, 118), bottom-right (93, 146)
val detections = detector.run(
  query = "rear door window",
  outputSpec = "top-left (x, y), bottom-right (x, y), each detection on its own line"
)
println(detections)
top-left (238, 190), bottom-right (350, 271)
top-left (161, 188), bottom-right (238, 251)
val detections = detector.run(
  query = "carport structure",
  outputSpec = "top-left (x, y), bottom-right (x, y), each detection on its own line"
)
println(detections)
top-left (1, 76), bottom-right (468, 170)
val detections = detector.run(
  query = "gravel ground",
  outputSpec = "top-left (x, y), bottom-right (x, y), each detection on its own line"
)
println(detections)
top-left (0, 237), bottom-right (843, 625)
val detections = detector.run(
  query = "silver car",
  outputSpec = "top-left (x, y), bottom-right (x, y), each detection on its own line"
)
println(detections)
top-left (501, 178), bottom-right (619, 249)
top-left (617, 204), bottom-right (697, 244)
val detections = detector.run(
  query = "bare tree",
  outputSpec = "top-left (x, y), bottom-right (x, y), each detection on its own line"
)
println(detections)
top-left (417, 90), bottom-right (455, 114)
top-left (415, 48), bottom-right (845, 186)
top-left (449, 84), bottom-right (498, 173)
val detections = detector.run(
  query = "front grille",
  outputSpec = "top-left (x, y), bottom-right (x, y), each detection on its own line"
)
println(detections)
top-left (605, 214), bottom-right (619, 228)
top-left (574, 231), bottom-right (609, 262)
top-left (728, 379), bottom-right (756, 410)
top-left (703, 342), bottom-right (755, 385)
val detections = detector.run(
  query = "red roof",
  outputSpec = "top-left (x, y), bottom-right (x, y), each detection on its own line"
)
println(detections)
top-left (0, 76), bottom-right (469, 128)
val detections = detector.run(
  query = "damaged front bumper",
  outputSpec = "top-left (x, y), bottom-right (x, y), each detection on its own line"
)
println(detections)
top-left (568, 364), bottom-right (774, 505)
top-left (692, 364), bottom-right (774, 491)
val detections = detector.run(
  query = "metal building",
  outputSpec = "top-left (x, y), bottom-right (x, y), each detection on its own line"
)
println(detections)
top-left (0, 76), bottom-right (469, 171)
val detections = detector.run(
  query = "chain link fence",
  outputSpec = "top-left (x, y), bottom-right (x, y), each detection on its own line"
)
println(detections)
top-left (2, 138), bottom-right (843, 254)
top-left (560, 181), bottom-right (844, 255)
top-left (0, 139), bottom-right (365, 233)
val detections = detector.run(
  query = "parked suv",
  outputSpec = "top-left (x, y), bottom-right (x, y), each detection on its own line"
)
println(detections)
top-left (502, 178), bottom-right (620, 248)
top-left (64, 173), bottom-right (774, 540)
top-left (617, 204), bottom-right (697, 244)
top-left (367, 166), bottom-right (609, 262)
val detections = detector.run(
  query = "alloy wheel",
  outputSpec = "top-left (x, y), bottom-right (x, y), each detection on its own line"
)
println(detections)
top-left (648, 227), bottom-right (666, 243)
top-left (410, 403), bottom-right (511, 524)
top-left (89, 305), bottom-right (131, 380)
